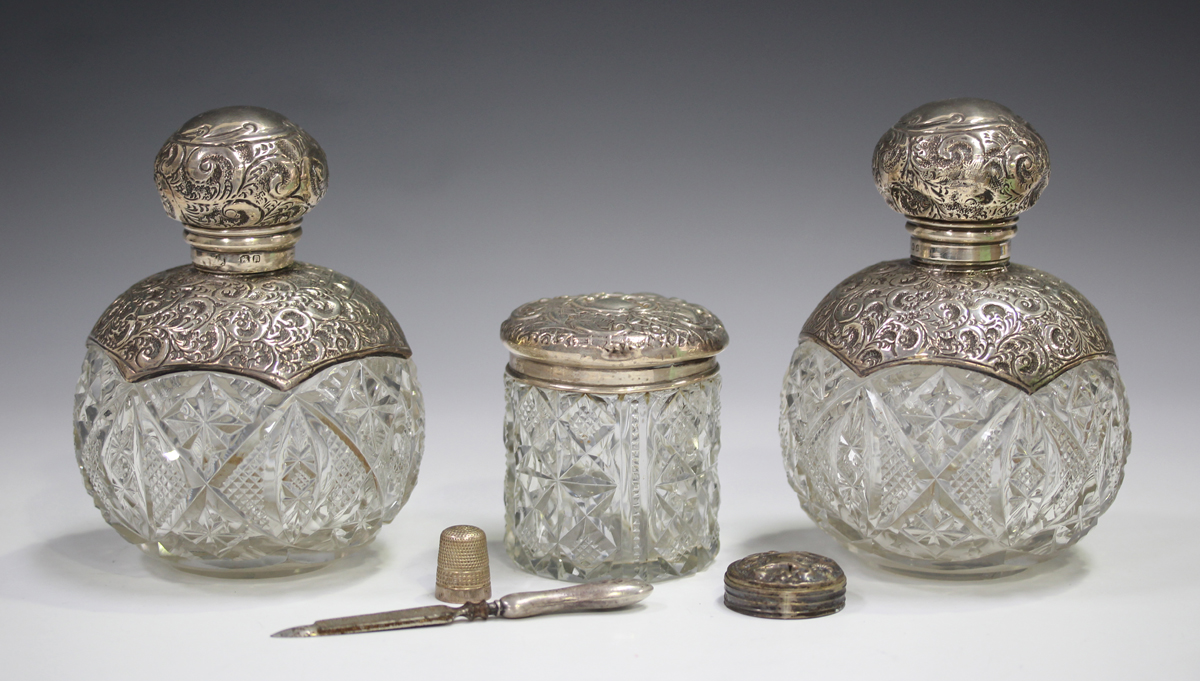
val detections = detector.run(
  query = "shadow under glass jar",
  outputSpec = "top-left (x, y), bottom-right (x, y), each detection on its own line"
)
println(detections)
top-left (501, 292), bottom-right (729, 582)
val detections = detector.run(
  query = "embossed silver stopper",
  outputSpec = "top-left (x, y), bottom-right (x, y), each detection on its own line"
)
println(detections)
top-left (873, 98), bottom-right (1050, 266)
top-left (154, 106), bottom-right (328, 273)
top-left (501, 292), bottom-right (729, 393)
top-left (435, 525), bottom-right (492, 604)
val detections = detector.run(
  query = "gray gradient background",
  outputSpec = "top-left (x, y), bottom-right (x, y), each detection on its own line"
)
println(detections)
top-left (1, 1), bottom-right (1197, 678)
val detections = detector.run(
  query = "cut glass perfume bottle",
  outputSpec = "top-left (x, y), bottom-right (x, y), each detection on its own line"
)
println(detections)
top-left (73, 107), bottom-right (425, 577)
top-left (779, 99), bottom-right (1131, 579)
top-left (501, 293), bottom-right (728, 582)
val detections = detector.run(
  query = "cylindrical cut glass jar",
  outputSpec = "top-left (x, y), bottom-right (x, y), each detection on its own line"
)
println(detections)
top-left (501, 293), bottom-right (729, 582)
top-left (73, 107), bottom-right (425, 577)
top-left (780, 99), bottom-right (1131, 579)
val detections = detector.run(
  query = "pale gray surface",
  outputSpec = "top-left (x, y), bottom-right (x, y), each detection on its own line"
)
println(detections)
top-left (1, 2), bottom-right (1196, 678)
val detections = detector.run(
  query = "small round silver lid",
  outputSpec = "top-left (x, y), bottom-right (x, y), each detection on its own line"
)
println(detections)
top-left (501, 292), bottom-right (728, 393)
top-left (723, 551), bottom-right (846, 619)
top-left (154, 106), bottom-right (328, 273)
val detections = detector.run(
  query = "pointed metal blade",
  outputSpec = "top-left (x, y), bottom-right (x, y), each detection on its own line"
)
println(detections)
top-left (272, 604), bottom-right (461, 638)
top-left (271, 625), bottom-right (319, 638)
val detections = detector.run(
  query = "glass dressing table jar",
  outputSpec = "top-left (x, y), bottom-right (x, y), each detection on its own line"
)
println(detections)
top-left (501, 292), bottom-right (728, 582)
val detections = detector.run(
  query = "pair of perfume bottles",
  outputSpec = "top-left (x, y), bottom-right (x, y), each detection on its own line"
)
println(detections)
top-left (73, 100), bottom-right (1130, 582)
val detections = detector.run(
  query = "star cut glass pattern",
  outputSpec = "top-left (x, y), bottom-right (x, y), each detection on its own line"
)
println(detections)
top-left (74, 344), bottom-right (424, 576)
top-left (504, 375), bottom-right (721, 582)
top-left (780, 338), bottom-right (1130, 578)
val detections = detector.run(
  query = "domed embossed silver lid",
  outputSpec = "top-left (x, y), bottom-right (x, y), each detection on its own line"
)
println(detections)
top-left (874, 98), bottom-right (1050, 267)
top-left (156, 106), bottom-right (326, 229)
top-left (88, 107), bottom-right (410, 391)
top-left (155, 106), bottom-right (328, 274)
top-left (501, 292), bottom-right (728, 393)
top-left (874, 98), bottom-right (1049, 223)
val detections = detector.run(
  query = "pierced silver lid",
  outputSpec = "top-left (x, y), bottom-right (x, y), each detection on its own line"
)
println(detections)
top-left (155, 106), bottom-right (328, 273)
top-left (873, 98), bottom-right (1050, 266)
top-left (501, 292), bottom-right (728, 393)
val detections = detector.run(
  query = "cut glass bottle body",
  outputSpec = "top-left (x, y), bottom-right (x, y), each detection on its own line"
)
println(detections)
top-left (780, 338), bottom-right (1129, 578)
top-left (504, 374), bottom-right (721, 582)
top-left (74, 344), bottom-right (424, 576)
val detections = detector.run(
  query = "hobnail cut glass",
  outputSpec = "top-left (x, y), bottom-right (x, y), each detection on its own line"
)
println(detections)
top-left (504, 374), bottom-right (721, 582)
top-left (73, 344), bottom-right (424, 577)
top-left (780, 338), bottom-right (1130, 578)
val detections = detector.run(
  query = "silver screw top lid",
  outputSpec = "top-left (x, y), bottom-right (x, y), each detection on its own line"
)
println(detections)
top-left (873, 98), bottom-right (1050, 224)
top-left (502, 292), bottom-right (728, 367)
top-left (501, 292), bottom-right (728, 393)
top-left (155, 106), bottom-right (327, 229)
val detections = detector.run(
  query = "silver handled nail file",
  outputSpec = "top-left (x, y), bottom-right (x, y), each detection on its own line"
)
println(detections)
top-left (271, 579), bottom-right (652, 638)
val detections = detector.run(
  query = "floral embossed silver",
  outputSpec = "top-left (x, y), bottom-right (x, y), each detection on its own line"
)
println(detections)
top-left (873, 98), bottom-right (1049, 222)
top-left (155, 106), bottom-right (327, 229)
top-left (74, 107), bottom-right (424, 577)
top-left (502, 292), bottom-right (727, 369)
top-left (803, 261), bottom-right (1113, 392)
top-left (90, 263), bottom-right (410, 391)
top-left (781, 98), bottom-right (1131, 579)
top-left (502, 293), bottom-right (728, 582)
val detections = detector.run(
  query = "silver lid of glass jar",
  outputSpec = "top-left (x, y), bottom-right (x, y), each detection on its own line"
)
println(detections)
top-left (501, 292), bottom-right (729, 394)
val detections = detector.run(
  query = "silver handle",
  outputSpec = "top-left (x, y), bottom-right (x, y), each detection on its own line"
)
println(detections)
top-left (496, 579), bottom-right (652, 619)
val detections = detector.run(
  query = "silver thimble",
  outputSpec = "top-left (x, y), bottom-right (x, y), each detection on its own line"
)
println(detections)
top-left (435, 525), bottom-right (491, 603)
